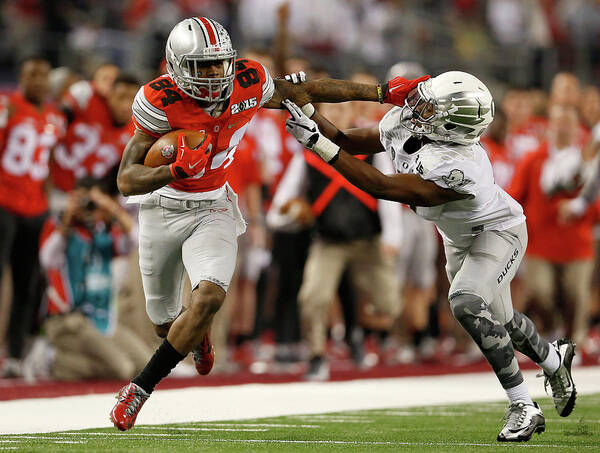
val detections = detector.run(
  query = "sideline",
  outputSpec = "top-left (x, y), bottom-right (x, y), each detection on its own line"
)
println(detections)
top-left (1, 366), bottom-right (599, 434)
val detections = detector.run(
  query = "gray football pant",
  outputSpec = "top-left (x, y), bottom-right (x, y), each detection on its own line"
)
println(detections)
top-left (445, 223), bottom-right (550, 389)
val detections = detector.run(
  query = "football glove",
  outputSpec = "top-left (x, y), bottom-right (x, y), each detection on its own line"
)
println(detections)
top-left (283, 99), bottom-right (339, 163)
top-left (283, 71), bottom-right (315, 118)
top-left (378, 75), bottom-right (430, 105)
top-left (284, 71), bottom-right (307, 85)
top-left (169, 133), bottom-right (211, 180)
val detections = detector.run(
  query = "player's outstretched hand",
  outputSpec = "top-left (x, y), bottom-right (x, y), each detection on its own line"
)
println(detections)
top-left (379, 75), bottom-right (430, 106)
top-left (284, 71), bottom-right (306, 85)
top-left (283, 99), bottom-right (320, 149)
top-left (283, 99), bottom-right (340, 163)
top-left (169, 133), bottom-right (211, 180)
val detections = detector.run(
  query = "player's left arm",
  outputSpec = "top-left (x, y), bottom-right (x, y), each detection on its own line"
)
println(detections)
top-left (263, 74), bottom-right (430, 109)
top-left (116, 129), bottom-right (173, 196)
top-left (331, 151), bottom-right (468, 207)
top-left (283, 100), bottom-right (467, 207)
top-left (264, 78), bottom-right (378, 109)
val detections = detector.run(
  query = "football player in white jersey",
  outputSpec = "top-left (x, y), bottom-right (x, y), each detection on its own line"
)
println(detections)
top-left (283, 71), bottom-right (577, 442)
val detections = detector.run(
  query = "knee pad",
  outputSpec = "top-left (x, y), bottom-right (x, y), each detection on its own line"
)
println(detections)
top-left (449, 293), bottom-right (507, 341)
top-left (450, 293), bottom-right (486, 323)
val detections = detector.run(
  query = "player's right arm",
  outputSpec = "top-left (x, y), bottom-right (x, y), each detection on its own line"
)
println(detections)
top-left (311, 109), bottom-right (384, 155)
top-left (116, 129), bottom-right (174, 196)
top-left (284, 100), bottom-right (468, 207)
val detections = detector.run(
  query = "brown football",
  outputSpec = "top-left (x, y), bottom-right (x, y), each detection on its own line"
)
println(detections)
top-left (143, 129), bottom-right (208, 167)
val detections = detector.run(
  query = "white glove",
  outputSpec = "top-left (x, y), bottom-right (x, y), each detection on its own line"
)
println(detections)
top-left (283, 99), bottom-right (340, 163)
top-left (283, 72), bottom-right (315, 118)
top-left (284, 71), bottom-right (306, 84)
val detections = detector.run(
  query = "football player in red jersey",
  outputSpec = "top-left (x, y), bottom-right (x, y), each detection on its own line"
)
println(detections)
top-left (0, 56), bottom-right (66, 377)
top-left (110, 16), bottom-right (424, 431)
top-left (50, 73), bottom-right (138, 199)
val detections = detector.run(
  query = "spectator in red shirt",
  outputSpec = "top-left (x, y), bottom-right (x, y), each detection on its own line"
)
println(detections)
top-left (50, 72), bottom-right (138, 206)
top-left (0, 56), bottom-right (66, 377)
top-left (508, 104), bottom-right (596, 344)
top-left (502, 87), bottom-right (545, 161)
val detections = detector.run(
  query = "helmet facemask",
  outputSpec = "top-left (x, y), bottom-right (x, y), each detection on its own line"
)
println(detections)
top-left (400, 76), bottom-right (495, 145)
top-left (167, 50), bottom-right (236, 103)
top-left (400, 83), bottom-right (438, 136)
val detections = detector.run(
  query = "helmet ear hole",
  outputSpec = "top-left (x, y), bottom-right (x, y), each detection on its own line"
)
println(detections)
top-left (444, 123), bottom-right (456, 130)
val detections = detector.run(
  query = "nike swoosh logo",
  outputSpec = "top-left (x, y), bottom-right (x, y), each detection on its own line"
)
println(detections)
top-left (188, 161), bottom-right (201, 169)
top-left (228, 121), bottom-right (243, 129)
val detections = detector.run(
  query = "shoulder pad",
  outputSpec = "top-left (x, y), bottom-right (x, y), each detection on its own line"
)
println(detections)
top-left (235, 59), bottom-right (274, 106)
top-left (131, 78), bottom-right (172, 136)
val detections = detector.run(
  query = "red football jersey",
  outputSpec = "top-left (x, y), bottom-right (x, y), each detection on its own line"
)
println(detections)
top-left (227, 134), bottom-right (262, 199)
top-left (131, 58), bottom-right (274, 194)
top-left (0, 92), bottom-right (65, 217)
top-left (51, 81), bottom-right (134, 191)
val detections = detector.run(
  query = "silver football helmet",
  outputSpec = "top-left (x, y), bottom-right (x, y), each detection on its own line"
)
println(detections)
top-left (165, 17), bottom-right (236, 102)
top-left (400, 71), bottom-right (494, 145)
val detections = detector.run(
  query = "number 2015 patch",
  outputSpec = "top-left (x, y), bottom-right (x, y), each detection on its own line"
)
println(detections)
top-left (231, 97), bottom-right (257, 115)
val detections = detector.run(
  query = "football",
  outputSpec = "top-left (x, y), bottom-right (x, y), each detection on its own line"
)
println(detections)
top-left (143, 129), bottom-right (208, 167)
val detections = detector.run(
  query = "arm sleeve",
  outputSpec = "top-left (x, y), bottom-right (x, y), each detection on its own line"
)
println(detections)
top-left (131, 86), bottom-right (171, 137)
top-left (258, 64), bottom-right (275, 107)
top-left (378, 107), bottom-right (404, 152)
top-left (374, 152), bottom-right (403, 248)
top-left (266, 152), bottom-right (307, 230)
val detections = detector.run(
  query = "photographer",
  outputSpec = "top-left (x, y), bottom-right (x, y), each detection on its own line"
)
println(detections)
top-left (36, 181), bottom-right (151, 381)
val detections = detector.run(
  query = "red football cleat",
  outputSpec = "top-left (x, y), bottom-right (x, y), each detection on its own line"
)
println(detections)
top-left (192, 332), bottom-right (214, 375)
top-left (110, 382), bottom-right (150, 431)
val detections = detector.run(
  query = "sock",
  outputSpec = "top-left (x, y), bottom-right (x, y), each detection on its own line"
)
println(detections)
top-left (412, 329), bottom-right (426, 347)
top-left (538, 344), bottom-right (560, 376)
top-left (132, 339), bottom-right (185, 394)
top-left (505, 381), bottom-right (534, 406)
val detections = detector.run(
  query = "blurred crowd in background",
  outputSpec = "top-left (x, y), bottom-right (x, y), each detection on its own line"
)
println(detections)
top-left (1, 0), bottom-right (600, 383)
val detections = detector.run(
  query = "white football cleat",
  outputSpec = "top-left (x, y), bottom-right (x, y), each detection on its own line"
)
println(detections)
top-left (543, 339), bottom-right (577, 417)
top-left (304, 356), bottom-right (330, 381)
top-left (497, 401), bottom-right (545, 442)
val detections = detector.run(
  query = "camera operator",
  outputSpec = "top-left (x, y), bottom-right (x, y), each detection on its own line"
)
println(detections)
top-left (34, 181), bottom-right (151, 380)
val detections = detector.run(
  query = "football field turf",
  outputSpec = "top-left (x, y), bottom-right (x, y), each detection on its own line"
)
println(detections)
top-left (2, 394), bottom-right (599, 452)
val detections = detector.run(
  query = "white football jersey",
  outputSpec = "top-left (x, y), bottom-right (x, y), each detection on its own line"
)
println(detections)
top-left (379, 107), bottom-right (525, 246)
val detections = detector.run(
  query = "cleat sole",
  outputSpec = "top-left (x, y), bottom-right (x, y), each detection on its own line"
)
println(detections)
top-left (558, 340), bottom-right (577, 417)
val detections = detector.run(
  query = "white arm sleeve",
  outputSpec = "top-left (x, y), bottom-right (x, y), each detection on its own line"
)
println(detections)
top-left (374, 152), bottom-right (403, 249)
top-left (266, 153), bottom-right (307, 231)
top-left (259, 64), bottom-right (275, 107)
top-left (131, 86), bottom-right (171, 135)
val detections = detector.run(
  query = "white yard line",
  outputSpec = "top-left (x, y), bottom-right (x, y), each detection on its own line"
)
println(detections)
top-left (0, 366), bottom-right (599, 435)
top-left (1, 436), bottom-right (596, 449)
